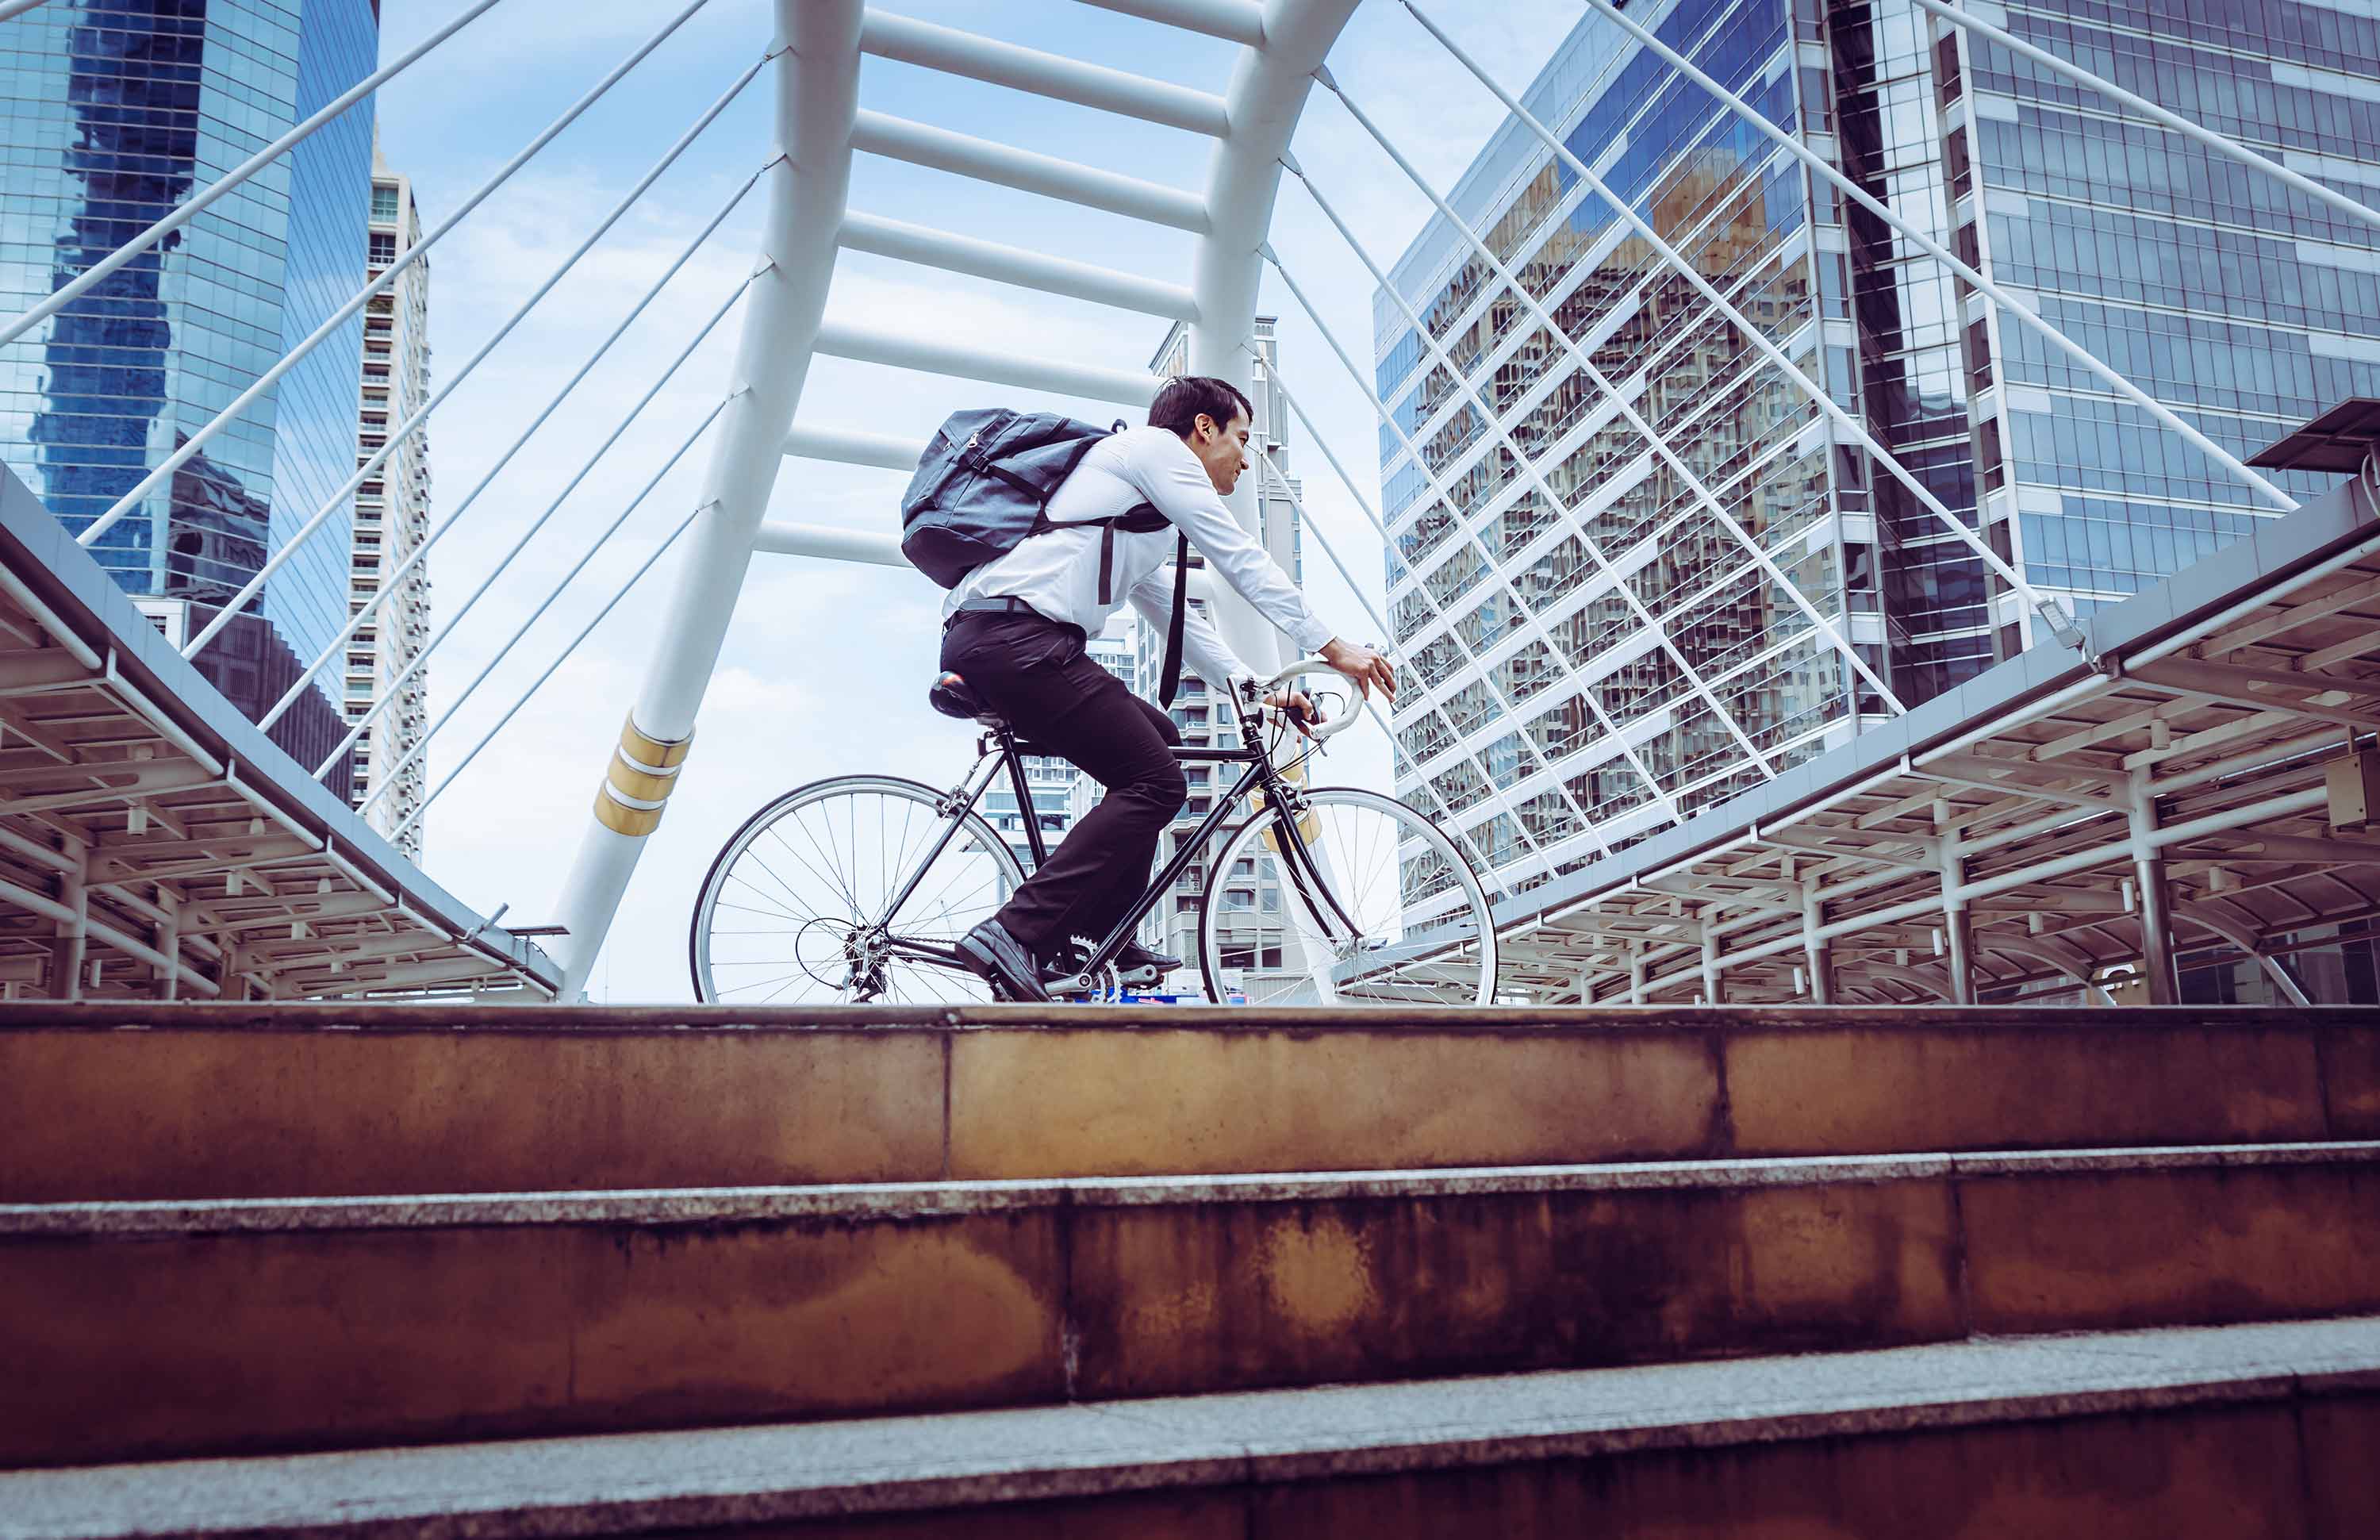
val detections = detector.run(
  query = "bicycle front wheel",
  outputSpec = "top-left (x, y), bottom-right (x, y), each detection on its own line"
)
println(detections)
top-left (690, 774), bottom-right (1025, 1005)
top-left (1196, 786), bottom-right (1498, 1006)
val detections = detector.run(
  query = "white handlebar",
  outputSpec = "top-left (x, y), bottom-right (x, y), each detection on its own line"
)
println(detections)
top-left (1250, 656), bottom-right (1368, 741)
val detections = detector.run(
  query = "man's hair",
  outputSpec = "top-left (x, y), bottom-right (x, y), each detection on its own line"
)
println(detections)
top-left (1149, 374), bottom-right (1253, 439)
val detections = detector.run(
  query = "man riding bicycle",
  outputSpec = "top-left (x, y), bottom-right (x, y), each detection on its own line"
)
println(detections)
top-left (939, 374), bottom-right (1395, 1003)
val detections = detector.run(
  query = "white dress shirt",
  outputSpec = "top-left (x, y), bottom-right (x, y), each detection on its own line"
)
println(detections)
top-left (943, 424), bottom-right (1334, 687)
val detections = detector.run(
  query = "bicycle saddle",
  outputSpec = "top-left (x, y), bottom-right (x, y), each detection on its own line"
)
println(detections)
top-left (928, 670), bottom-right (1004, 725)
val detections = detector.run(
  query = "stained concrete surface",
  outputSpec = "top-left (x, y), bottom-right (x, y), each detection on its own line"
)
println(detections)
top-left (4, 1008), bottom-right (2376, 1200)
top-left (2, 1317), bottom-right (2374, 1539)
top-left (2, 1144), bottom-right (2372, 1467)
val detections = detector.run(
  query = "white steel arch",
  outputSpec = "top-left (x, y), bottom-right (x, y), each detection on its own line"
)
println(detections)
top-left (547, 0), bottom-right (1359, 993)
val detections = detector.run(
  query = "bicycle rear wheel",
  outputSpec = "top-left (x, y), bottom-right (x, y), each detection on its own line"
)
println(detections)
top-left (1196, 786), bottom-right (1498, 1006)
top-left (690, 774), bottom-right (1025, 1004)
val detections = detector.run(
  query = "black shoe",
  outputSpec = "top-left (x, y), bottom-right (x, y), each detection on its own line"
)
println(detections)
top-left (956, 919), bottom-right (1050, 1003)
top-left (1040, 937), bottom-right (1182, 989)
top-left (1115, 939), bottom-right (1181, 978)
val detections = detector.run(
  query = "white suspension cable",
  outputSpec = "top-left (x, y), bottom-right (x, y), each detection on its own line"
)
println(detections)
top-left (186, 55), bottom-right (771, 667)
top-left (1258, 254), bottom-right (1688, 830)
top-left (1252, 353), bottom-right (1618, 857)
top-left (1402, 0), bottom-right (2086, 652)
top-left (1285, 163), bottom-right (1782, 786)
top-left (365, 398), bottom-right (732, 814)
top-left (394, 503), bottom-right (708, 843)
top-left (1248, 436), bottom-right (1585, 886)
top-left (0, 0), bottom-right (509, 351)
top-left (1252, 436), bottom-right (1560, 879)
top-left (70, 0), bottom-right (718, 552)
top-left (1273, 332), bottom-right (1844, 845)
top-left (1580, 0), bottom-right (2295, 513)
top-left (1911, 0), bottom-right (2380, 244)
top-left (315, 275), bottom-right (754, 778)
top-left (1311, 71), bottom-right (1913, 718)
top-left (0, 1), bottom-right (54, 21)
top-left (1380, 202), bottom-right (1832, 579)
top-left (263, 169), bottom-right (767, 732)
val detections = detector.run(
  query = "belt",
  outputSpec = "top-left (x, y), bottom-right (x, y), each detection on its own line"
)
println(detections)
top-left (945, 596), bottom-right (1050, 627)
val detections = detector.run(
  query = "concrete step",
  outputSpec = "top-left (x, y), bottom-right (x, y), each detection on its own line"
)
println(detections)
top-left (3, 1318), bottom-right (2374, 1538)
top-left (2, 1002), bottom-right (2375, 1199)
top-left (5, 1141), bottom-right (2376, 1468)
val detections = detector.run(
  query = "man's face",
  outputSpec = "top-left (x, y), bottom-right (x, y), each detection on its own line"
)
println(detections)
top-left (1191, 406), bottom-right (1253, 495)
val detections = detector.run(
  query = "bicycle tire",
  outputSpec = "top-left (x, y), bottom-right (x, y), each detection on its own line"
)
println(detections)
top-left (689, 773), bottom-right (1026, 1004)
top-left (1195, 785), bottom-right (1498, 1006)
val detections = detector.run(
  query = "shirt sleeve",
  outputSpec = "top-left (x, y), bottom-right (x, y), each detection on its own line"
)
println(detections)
top-left (1119, 432), bottom-right (1336, 656)
top-left (1127, 570), bottom-right (1247, 689)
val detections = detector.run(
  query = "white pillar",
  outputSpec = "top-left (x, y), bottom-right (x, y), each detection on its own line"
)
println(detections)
top-left (1802, 886), bottom-right (1833, 1005)
top-left (44, 838), bottom-right (87, 1001)
top-left (548, 1), bottom-right (862, 995)
top-left (155, 888), bottom-right (181, 1002)
top-left (1186, 0), bottom-right (1362, 680)
top-left (2129, 767), bottom-right (2180, 1004)
top-left (1941, 843), bottom-right (1976, 1005)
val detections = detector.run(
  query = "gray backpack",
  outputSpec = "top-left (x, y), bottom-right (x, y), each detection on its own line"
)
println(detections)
top-left (900, 409), bottom-right (1174, 603)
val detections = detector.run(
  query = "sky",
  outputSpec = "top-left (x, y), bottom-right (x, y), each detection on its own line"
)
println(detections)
top-left (366, 0), bottom-right (1587, 1000)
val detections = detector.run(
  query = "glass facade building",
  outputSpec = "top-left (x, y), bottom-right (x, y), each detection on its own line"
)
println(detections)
top-left (0, 0), bottom-right (379, 782)
top-left (1372, 0), bottom-right (2378, 913)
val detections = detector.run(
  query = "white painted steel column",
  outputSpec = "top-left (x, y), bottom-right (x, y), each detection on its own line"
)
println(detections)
top-left (155, 889), bottom-right (180, 1001)
top-left (1189, 0), bottom-right (1363, 1006)
top-left (44, 836), bottom-right (86, 1002)
top-left (2127, 766), bottom-right (2179, 1005)
top-left (1801, 886), bottom-right (1833, 1005)
top-left (549, 1), bottom-right (861, 995)
top-left (1188, 0), bottom-right (1363, 684)
top-left (1700, 931), bottom-right (1725, 1006)
top-left (1941, 843), bottom-right (1977, 1005)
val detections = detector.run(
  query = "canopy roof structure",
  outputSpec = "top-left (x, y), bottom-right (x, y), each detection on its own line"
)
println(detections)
top-left (1489, 470), bottom-right (2380, 1006)
top-left (0, 468), bottom-right (559, 1000)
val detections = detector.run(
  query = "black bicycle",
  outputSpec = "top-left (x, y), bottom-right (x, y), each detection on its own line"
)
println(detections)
top-left (689, 657), bottom-right (1498, 1005)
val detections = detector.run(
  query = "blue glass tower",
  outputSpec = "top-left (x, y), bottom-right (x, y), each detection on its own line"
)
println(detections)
top-left (1371, 0), bottom-right (2378, 907)
top-left (0, 0), bottom-right (378, 780)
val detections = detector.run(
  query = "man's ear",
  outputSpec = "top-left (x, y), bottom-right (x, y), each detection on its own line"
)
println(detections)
top-left (1193, 413), bottom-right (1216, 442)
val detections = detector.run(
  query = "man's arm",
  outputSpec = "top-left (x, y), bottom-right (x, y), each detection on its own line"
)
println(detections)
top-left (1119, 434), bottom-right (1334, 656)
top-left (1126, 574), bottom-right (1246, 689)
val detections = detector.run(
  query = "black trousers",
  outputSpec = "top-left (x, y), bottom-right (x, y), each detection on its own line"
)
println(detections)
top-left (940, 611), bottom-right (1186, 954)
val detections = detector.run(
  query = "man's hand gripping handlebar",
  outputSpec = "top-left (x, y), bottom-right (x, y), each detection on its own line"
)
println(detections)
top-left (1240, 640), bottom-right (1397, 742)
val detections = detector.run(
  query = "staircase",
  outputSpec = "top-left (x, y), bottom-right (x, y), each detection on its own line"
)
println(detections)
top-left (2, 1000), bottom-right (2376, 1536)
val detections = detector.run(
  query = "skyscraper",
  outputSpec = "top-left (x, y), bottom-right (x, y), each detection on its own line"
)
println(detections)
top-left (1372, 0), bottom-right (2378, 905)
top-left (348, 133), bottom-right (431, 855)
top-left (1127, 317), bottom-right (1301, 966)
top-left (0, 0), bottom-right (380, 788)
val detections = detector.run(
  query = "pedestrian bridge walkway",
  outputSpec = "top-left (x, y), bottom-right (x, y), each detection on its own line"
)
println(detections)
top-left (2, 0), bottom-right (2378, 1004)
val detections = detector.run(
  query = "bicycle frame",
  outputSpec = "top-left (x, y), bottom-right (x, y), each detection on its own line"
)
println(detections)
top-left (870, 708), bottom-right (1361, 991)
